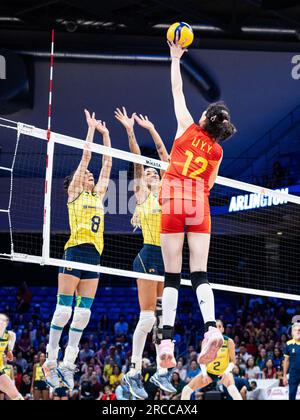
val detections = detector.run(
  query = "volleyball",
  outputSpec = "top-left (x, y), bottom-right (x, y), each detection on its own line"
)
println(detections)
top-left (167, 22), bottom-right (194, 48)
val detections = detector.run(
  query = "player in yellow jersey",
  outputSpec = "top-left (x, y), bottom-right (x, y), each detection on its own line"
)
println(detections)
top-left (0, 355), bottom-right (14, 400)
top-left (43, 109), bottom-right (112, 391)
top-left (181, 320), bottom-right (242, 400)
top-left (32, 353), bottom-right (49, 400)
top-left (115, 107), bottom-right (176, 399)
top-left (0, 313), bottom-right (23, 400)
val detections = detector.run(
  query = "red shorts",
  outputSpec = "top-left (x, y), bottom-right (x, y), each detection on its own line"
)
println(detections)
top-left (161, 198), bottom-right (211, 234)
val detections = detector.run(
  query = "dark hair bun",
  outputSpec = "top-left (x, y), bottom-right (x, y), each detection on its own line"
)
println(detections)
top-left (204, 101), bottom-right (236, 142)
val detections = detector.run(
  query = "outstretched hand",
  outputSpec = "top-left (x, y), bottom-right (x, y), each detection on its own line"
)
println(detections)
top-left (134, 114), bottom-right (155, 131)
top-left (115, 107), bottom-right (136, 132)
top-left (96, 120), bottom-right (109, 135)
top-left (84, 109), bottom-right (100, 129)
top-left (168, 33), bottom-right (188, 59)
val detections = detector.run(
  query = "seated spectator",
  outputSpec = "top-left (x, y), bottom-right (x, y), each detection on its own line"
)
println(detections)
top-left (186, 361), bottom-right (200, 383)
top-left (170, 372), bottom-right (186, 400)
top-left (263, 359), bottom-right (276, 379)
top-left (174, 360), bottom-right (187, 382)
top-left (80, 365), bottom-right (94, 385)
top-left (18, 329), bottom-right (31, 353)
top-left (114, 315), bottom-right (128, 337)
top-left (101, 385), bottom-right (116, 401)
top-left (99, 314), bottom-right (110, 334)
top-left (80, 380), bottom-right (93, 400)
top-left (104, 345), bottom-right (121, 367)
top-left (256, 348), bottom-right (268, 371)
top-left (109, 365), bottom-right (124, 387)
top-left (90, 373), bottom-right (104, 399)
top-left (16, 282), bottom-right (32, 313)
top-left (15, 351), bottom-right (28, 374)
top-left (103, 358), bottom-right (115, 383)
top-left (19, 373), bottom-right (32, 399)
top-left (245, 357), bottom-right (261, 380)
top-left (272, 348), bottom-right (283, 370)
top-left (79, 342), bottom-right (95, 363)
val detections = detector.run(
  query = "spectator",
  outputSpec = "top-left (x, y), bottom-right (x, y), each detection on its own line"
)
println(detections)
top-left (90, 373), bottom-right (103, 399)
top-left (245, 357), bottom-right (261, 380)
top-left (103, 358), bottom-right (115, 383)
top-left (16, 282), bottom-right (32, 313)
top-left (174, 360), bottom-right (187, 382)
top-left (18, 329), bottom-right (31, 353)
top-left (79, 342), bottom-right (95, 363)
top-left (15, 351), bottom-right (28, 374)
top-left (109, 365), bottom-right (124, 387)
top-left (114, 315), bottom-right (129, 337)
top-left (101, 385), bottom-right (116, 401)
top-left (19, 373), bottom-right (32, 399)
top-left (272, 348), bottom-right (283, 370)
top-left (80, 381), bottom-right (93, 400)
top-left (263, 359), bottom-right (277, 379)
top-left (256, 348), bottom-right (268, 371)
top-left (170, 372), bottom-right (186, 400)
top-left (80, 365), bottom-right (94, 385)
top-left (186, 361), bottom-right (200, 383)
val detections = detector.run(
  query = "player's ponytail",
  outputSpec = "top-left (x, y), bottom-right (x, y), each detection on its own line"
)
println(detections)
top-left (64, 171), bottom-right (76, 193)
top-left (203, 102), bottom-right (236, 143)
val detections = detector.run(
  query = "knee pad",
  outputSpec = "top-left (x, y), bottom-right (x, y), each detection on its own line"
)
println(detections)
top-left (137, 311), bottom-right (156, 335)
top-left (51, 304), bottom-right (72, 329)
top-left (190, 271), bottom-right (209, 292)
top-left (164, 272), bottom-right (181, 291)
top-left (70, 307), bottom-right (91, 331)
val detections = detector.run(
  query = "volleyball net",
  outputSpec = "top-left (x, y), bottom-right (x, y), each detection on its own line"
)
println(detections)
top-left (0, 118), bottom-right (299, 301)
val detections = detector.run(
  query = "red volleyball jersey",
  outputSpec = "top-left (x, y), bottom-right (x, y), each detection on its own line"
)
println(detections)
top-left (161, 123), bottom-right (223, 200)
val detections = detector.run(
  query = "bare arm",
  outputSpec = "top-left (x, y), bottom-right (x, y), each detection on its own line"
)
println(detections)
top-left (68, 109), bottom-right (98, 201)
top-left (208, 153), bottom-right (223, 190)
top-left (168, 40), bottom-right (194, 139)
top-left (7, 331), bottom-right (16, 352)
top-left (283, 356), bottom-right (289, 385)
top-left (228, 339), bottom-right (237, 365)
top-left (134, 114), bottom-right (169, 162)
top-left (94, 121), bottom-right (112, 197)
top-left (115, 107), bottom-right (148, 202)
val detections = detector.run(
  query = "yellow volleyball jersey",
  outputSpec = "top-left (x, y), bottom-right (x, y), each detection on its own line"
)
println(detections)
top-left (65, 191), bottom-right (104, 255)
top-left (35, 364), bottom-right (46, 381)
top-left (207, 335), bottom-right (229, 376)
top-left (136, 193), bottom-right (161, 247)
top-left (0, 331), bottom-right (9, 371)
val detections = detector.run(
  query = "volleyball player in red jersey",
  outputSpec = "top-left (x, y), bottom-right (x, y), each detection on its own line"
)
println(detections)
top-left (158, 38), bottom-right (236, 368)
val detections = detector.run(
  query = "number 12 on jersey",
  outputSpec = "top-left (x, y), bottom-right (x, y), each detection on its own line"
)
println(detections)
top-left (182, 150), bottom-right (208, 179)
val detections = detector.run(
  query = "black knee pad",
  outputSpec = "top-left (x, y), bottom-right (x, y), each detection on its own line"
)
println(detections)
top-left (164, 272), bottom-right (181, 291)
top-left (190, 271), bottom-right (209, 292)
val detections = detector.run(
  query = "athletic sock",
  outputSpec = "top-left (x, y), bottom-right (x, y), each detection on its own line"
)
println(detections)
top-left (129, 311), bottom-right (156, 377)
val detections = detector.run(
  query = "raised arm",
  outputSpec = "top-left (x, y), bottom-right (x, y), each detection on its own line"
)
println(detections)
top-left (115, 107), bottom-right (148, 202)
top-left (94, 120), bottom-right (112, 197)
top-left (6, 330), bottom-right (16, 362)
top-left (134, 114), bottom-right (169, 163)
top-left (68, 109), bottom-right (98, 200)
top-left (168, 40), bottom-right (194, 139)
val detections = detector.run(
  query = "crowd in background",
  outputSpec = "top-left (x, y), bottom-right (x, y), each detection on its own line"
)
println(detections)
top-left (1, 287), bottom-right (299, 400)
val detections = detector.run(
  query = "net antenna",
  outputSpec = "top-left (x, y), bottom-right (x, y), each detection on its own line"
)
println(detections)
top-left (42, 29), bottom-right (55, 264)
